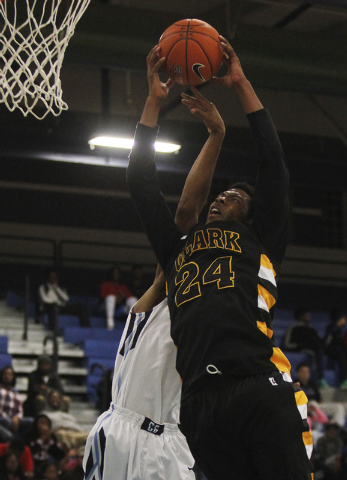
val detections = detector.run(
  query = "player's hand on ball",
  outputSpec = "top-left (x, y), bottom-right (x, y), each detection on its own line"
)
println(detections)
top-left (147, 45), bottom-right (175, 100)
top-left (181, 87), bottom-right (225, 136)
top-left (211, 36), bottom-right (246, 88)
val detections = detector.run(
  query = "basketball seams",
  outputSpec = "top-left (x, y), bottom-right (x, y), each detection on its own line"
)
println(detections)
top-left (187, 39), bottom-right (213, 84)
top-left (185, 19), bottom-right (190, 85)
top-left (189, 33), bottom-right (221, 45)
top-left (159, 18), bottom-right (223, 86)
top-left (163, 38), bottom-right (185, 74)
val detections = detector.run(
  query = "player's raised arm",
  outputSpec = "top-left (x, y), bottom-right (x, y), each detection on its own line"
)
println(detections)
top-left (212, 36), bottom-right (263, 114)
top-left (140, 45), bottom-right (175, 128)
top-left (127, 47), bottom-right (182, 273)
top-left (132, 265), bottom-right (166, 314)
top-left (213, 37), bottom-right (289, 262)
top-left (174, 88), bottom-right (225, 234)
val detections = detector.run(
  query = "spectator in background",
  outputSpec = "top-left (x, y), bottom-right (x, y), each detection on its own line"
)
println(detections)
top-left (294, 363), bottom-right (346, 428)
top-left (40, 463), bottom-right (60, 480)
top-left (24, 355), bottom-right (70, 417)
top-left (38, 269), bottom-right (90, 329)
top-left (0, 366), bottom-right (33, 442)
top-left (128, 265), bottom-right (150, 299)
top-left (0, 451), bottom-right (26, 480)
top-left (282, 308), bottom-right (328, 388)
top-left (324, 309), bottom-right (347, 389)
top-left (315, 423), bottom-right (344, 478)
top-left (99, 265), bottom-right (137, 330)
top-left (0, 439), bottom-right (33, 478)
top-left (42, 391), bottom-right (89, 450)
top-left (334, 450), bottom-right (347, 480)
top-left (28, 414), bottom-right (67, 478)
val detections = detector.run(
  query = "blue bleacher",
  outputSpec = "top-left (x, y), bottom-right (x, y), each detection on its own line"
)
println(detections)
top-left (0, 354), bottom-right (13, 371)
top-left (57, 314), bottom-right (81, 330)
top-left (0, 336), bottom-right (8, 354)
top-left (6, 291), bottom-right (24, 309)
top-left (0, 337), bottom-right (11, 371)
top-left (84, 339), bottom-right (119, 359)
top-left (64, 326), bottom-right (123, 345)
top-left (89, 316), bottom-right (105, 328)
top-left (285, 352), bottom-right (314, 376)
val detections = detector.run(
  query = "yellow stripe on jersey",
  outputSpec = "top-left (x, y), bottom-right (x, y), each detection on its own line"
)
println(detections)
top-left (295, 390), bottom-right (313, 460)
top-left (270, 347), bottom-right (291, 375)
top-left (259, 254), bottom-right (277, 286)
top-left (257, 321), bottom-right (273, 339)
top-left (303, 430), bottom-right (313, 459)
top-left (295, 390), bottom-right (308, 407)
top-left (258, 284), bottom-right (276, 311)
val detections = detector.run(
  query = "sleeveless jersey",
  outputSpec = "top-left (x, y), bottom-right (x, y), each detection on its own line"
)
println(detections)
top-left (111, 298), bottom-right (181, 424)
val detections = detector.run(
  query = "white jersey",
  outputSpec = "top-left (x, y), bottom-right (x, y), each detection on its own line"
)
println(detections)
top-left (112, 298), bottom-right (181, 424)
top-left (83, 298), bottom-right (195, 480)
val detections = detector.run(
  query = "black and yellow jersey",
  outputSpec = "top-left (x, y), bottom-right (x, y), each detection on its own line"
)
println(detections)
top-left (127, 108), bottom-right (291, 398)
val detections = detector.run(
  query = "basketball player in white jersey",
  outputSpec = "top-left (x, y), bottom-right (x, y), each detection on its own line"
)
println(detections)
top-left (83, 266), bottom-right (195, 480)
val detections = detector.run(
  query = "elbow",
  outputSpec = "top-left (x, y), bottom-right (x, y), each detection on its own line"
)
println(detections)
top-left (175, 204), bottom-right (198, 234)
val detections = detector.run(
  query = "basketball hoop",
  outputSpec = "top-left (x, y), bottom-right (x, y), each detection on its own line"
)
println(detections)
top-left (0, 0), bottom-right (91, 119)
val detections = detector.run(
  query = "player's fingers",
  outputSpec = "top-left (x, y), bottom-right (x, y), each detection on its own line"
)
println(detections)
top-left (181, 92), bottom-right (196, 102)
top-left (210, 76), bottom-right (224, 85)
top-left (147, 45), bottom-right (159, 60)
top-left (190, 86), bottom-right (206, 101)
top-left (166, 77), bottom-right (175, 88)
top-left (151, 57), bottom-right (165, 73)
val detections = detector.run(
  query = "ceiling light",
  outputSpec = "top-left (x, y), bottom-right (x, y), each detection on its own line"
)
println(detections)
top-left (88, 136), bottom-right (181, 153)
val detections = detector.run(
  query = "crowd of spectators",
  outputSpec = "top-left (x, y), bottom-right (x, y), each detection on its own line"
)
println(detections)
top-left (0, 360), bottom-right (86, 480)
top-left (281, 308), bottom-right (347, 480)
top-left (37, 264), bottom-right (151, 331)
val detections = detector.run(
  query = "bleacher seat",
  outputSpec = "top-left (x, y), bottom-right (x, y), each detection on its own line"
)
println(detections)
top-left (84, 339), bottom-right (119, 359)
top-left (285, 352), bottom-right (313, 376)
top-left (0, 336), bottom-right (8, 353)
top-left (0, 354), bottom-right (13, 371)
top-left (6, 291), bottom-right (24, 309)
top-left (57, 314), bottom-right (80, 331)
top-left (64, 326), bottom-right (123, 345)
top-left (89, 316), bottom-right (105, 329)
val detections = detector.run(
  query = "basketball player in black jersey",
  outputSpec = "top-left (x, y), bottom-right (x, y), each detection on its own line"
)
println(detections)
top-left (127, 38), bottom-right (313, 480)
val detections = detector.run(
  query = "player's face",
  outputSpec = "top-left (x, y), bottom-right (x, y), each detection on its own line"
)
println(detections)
top-left (206, 189), bottom-right (251, 224)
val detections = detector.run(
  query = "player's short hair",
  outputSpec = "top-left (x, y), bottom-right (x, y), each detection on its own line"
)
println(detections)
top-left (229, 182), bottom-right (255, 222)
top-left (229, 182), bottom-right (255, 198)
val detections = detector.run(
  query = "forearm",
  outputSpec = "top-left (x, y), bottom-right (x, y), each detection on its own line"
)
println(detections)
top-left (55, 287), bottom-right (69, 303)
top-left (127, 124), bottom-right (181, 272)
top-left (132, 284), bottom-right (166, 313)
top-left (175, 130), bottom-right (225, 233)
top-left (234, 78), bottom-right (263, 115)
top-left (140, 96), bottom-right (162, 128)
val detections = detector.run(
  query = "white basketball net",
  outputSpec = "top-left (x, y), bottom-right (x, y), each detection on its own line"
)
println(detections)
top-left (0, 0), bottom-right (91, 119)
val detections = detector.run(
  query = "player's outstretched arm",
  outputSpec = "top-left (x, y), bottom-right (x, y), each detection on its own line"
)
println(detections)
top-left (127, 46), bottom-right (181, 273)
top-left (212, 36), bottom-right (263, 114)
top-left (132, 265), bottom-right (166, 314)
top-left (214, 37), bottom-right (289, 262)
top-left (140, 45), bottom-right (175, 128)
top-left (175, 88), bottom-right (225, 234)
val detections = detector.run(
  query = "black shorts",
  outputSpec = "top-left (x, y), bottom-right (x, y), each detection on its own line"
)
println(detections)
top-left (180, 371), bottom-right (313, 480)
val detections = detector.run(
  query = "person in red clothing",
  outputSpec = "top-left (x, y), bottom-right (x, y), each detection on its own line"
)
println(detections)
top-left (0, 439), bottom-right (34, 478)
top-left (99, 265), bottom-right (137, 329)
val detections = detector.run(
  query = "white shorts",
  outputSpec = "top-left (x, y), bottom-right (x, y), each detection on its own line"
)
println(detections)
top-left (83, 404), bottom-right (195, 480)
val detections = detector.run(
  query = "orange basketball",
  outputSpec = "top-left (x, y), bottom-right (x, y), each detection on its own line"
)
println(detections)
top-left (159, 19), bottom-right (223, 86)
